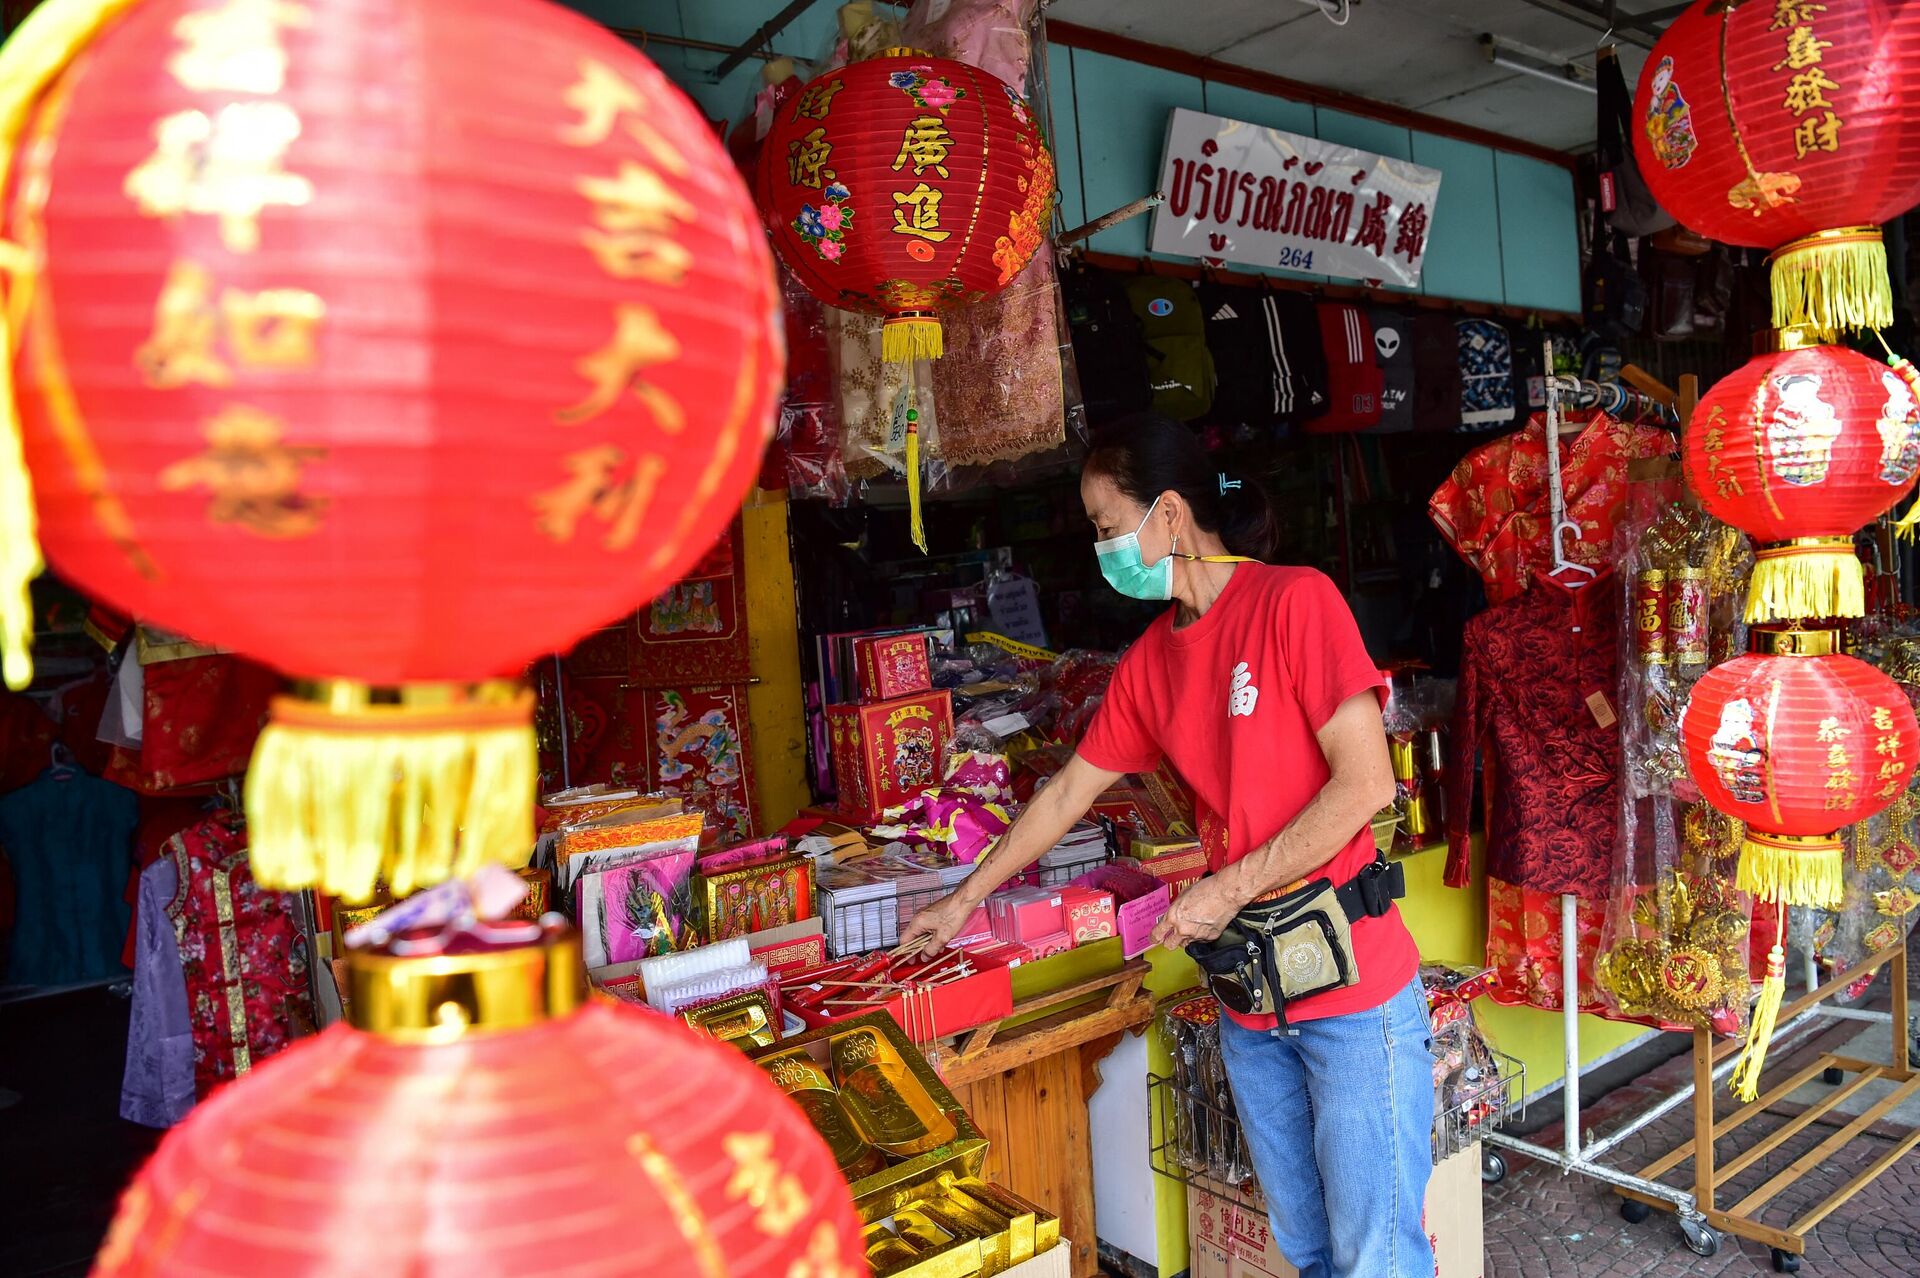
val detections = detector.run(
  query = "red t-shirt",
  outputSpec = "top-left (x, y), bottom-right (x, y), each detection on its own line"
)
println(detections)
top-left (1078, 564), bottom-right (1417, 1028)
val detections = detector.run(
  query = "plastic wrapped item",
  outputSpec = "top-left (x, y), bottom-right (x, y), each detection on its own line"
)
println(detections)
top-left (831, 308), bottom-right (943, 486)
top-left (1595, 476), bottom-right (1761, 1035)
top-left (1163, 995), bottom-right (1255, 1187)
top-left (768, 264), bottom-right (849, 502)
top-left (1384, 675), bottom-right (1456, 854)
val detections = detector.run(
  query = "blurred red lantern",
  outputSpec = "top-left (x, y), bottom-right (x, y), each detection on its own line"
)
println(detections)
top-left (1682, 336), bottom-right (1920, 622)
top-left (91, 925), bottom-right (866, 1278)
top-left (758, 51), bottom-right (1053, 365)
top-left (1633, 0), bottom-right (1920, 334)
top-left (2, 0), bottom-right (781, 897)
top-left (1679, 628), bottom-right (1918, 1097)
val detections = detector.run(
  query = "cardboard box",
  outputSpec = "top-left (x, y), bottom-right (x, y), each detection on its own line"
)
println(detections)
top-left (1187, 1142), bottom-right (1484, 1278)
top-left (827, 690), bottom-right (955, 821)
top-left (854, 631), bottom-right (934, 702)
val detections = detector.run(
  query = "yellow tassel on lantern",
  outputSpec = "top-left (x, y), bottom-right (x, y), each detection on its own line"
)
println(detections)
top-left (881, 314), bottom-right (944, 364)
top-left (244, 681), bottom-right (536, 904)
top-left (1769, 226), bottom-right (1893, 337)
top-left (1730, 933), bottom-right (1787, 1103)
top-left (0, 0), bottom-right (144, 691)
top-left (1736, 831), bottom-right (1845, 909)
top-left (904, 409), bottom-right (927, 554)
top-left (1745, 538), bottom-right (1864, 624)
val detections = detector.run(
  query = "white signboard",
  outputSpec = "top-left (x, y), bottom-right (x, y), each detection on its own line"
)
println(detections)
top-left (1148, 107), bottom-right (1443, 288)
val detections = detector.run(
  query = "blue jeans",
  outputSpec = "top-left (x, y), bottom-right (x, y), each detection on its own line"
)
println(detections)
top-left (1217, 977), bottom-right (1436, 1278)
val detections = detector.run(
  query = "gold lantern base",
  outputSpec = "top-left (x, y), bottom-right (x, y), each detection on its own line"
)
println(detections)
top-left (246, 679), bottom-right (536, 903)
top-left (1736, 830), bottom-right (1844, 910)
top-left (1768, 225), bottom-right (1892, 337)
top-left (347, 923), bottom-right (581, 1043)
top-left (1746, 538), bottom-right (1863, 625)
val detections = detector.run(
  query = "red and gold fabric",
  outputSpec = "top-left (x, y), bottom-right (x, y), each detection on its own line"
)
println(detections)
top-left (630, 517), bottom-right (752, 688)
top-left (1485, 876), bottom-right (1609, 1015)
top-left (1634, 1), bottom-right (1920, 333)
top-left (0, 0), bottom-right (780, 899)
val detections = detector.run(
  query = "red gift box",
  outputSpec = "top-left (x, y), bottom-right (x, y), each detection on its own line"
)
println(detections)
top-left (826, 690), bottom-right (954, 821)
top-left (853, 632), bottom-right (933, 702)
top-left (1059, 887), bottom-right (1116, 943)
top-left (782, 950), bottom-right (1013, 1039)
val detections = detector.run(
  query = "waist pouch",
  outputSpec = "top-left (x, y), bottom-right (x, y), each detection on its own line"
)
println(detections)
top-left (1187, 853), bottom-right (1405, 1036)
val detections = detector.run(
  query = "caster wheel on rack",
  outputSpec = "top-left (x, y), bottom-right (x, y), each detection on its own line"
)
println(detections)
top-left (1619, 1199), bottom-right (1653, 1225)
top-left (1679, 1218), bottom-right (1721, 1258)
top-left (1771, 1248), bottom-right (1802, 1273)
top-left (1822, 1066), bottom-right (1846, 1085)
top-left (1481, 1151), bottom-right (1507, 1185)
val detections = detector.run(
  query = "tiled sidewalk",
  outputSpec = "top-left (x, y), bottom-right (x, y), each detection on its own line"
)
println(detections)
top-left (1483, 953), bottom-right (1920, 1276)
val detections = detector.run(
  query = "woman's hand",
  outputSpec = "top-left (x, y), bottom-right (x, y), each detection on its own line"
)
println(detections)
top-left (894, 891), bottom-right (977, 957)
top-left (1150, 873), bottom-right (1246, 951)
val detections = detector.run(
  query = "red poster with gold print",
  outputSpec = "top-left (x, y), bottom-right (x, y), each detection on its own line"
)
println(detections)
top-left (629, 517), bottom-right (751, 688)
top-left (640, 684), bottom-right (758, 841)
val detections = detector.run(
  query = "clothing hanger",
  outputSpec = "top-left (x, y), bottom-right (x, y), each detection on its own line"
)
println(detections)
top-left (48, 741), bottom-right (78, 779)
top-left (1544, 334), bottom-right (1599, 589)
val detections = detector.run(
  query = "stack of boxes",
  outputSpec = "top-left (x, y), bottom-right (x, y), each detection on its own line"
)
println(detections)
top-left (827, 633), bottom-right (954, 821)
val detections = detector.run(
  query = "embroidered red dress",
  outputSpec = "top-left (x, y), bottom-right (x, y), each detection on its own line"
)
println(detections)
top-left (1429, 411), bottom-right (1674, 604)
top-left (165, 814), bottom-right (311, 1097)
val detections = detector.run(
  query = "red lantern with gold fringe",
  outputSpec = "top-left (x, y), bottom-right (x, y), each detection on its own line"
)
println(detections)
top-left (1, 0), bottom-right (781, 899)
top-left (757, 50), bottom-right (1054, 364)
top-left (1682, 334), bottom-right (1920, 622)
top-left (1680, 628), bottom-right (1919, 1098)
top-left (90, 924), bottom-right (866, 1278)
top-left (1633, 0), bottom-right (1920, 334)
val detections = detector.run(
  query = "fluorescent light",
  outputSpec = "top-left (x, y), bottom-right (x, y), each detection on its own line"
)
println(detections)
top-left (1491, 52), bottom-right (1598, 95)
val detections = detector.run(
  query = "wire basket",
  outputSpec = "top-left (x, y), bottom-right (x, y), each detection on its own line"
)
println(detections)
top-left (819, 847), bottom-right (1112, 957)
top-left (1433, 1046), bottom-right (1525, 1162)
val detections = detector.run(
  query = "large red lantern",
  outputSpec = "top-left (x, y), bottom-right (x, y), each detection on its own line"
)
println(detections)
top-left (1, 0), bottom-right (781, 897)
top-left (757, 51), bottom-right (1054, 365)
top-left (1682, 335), bottom-right (1920, 622)
top-left (1634, 0), bottom-right (1920, 334)
top-left (1680, 630), bottom-right (1919, 1097)
top-left (91, 924), bottom-right (866, 1278)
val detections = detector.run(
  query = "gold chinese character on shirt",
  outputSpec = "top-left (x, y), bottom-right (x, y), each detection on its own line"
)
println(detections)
top-left (893, 115), bottom-right (953, 179)
top-left (722, 1133), bottom-right (808, 1239)
top-left (168, 0), bottom-right (311, 95)
top-left (136, 259), bottom-right (324, 386)
top-left (1782, 67), bottom-right (1840, 116)
top-left (891, 182), bottom-right (950, 241)
top-left (558, 59), bottom-right (688, 175)
top-left (787, 127), bottom-right (833, 189)
top-left (1771, 1), bottom-right (1827, 31)
top-left (158, 404), bottom-right (326, 538)
top-left (577, 160), bottom-right (695, 284)
top-left (532, 445), bottom-right (663, 550)
top-left (557, 303), bottom-right (685, 432)
top-left (1792, 110), bottom-right (1843, 158)
top-left (1775, 26), bottom-right (1834, 72)
top-left (124, 103), bottom-right (314, 253)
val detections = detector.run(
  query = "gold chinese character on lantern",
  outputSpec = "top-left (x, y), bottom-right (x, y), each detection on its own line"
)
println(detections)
top-left (1816, 715), bottom-right (1848, 743)
top-left (136, 259), bottom-right (324, 387)
top-left (558, 59), bottom-right (688, 176)
top-left (792, 78), bottom-right (843, 122)
top-left (1782, 67), bottom-right (1840, 117)
top-left (168, 0), bottom-right (311, 96)
top-left (722, 1132), bottom-right (809, 1239)
top-left (893, 115), bottom-right (953, 179)
top-left (557, 304), bottom-right (685, 432)
top-left (1877, 732), bottom-right (1905, 757)
top-left (787, 127), bottom-right (833, 189)
top-left (1770, 2), bottom-right (1828, 32)
top-left (577, 160), bottom-right (695, 284)
top-left (124, 103), bottom-right (314, 253)
top-left (158, 404), bottom-right (326, 538)
top-left (1775, 25), bottom-right (1834, 72)
top-left (891, 182), bottom-right (950, 242)
top-left (532, 445), bottom-right (664, 550)
top-left (1792, 110), bottom-right (1843, 158)
top-left (1872, 707), bottom-right (1897, 731)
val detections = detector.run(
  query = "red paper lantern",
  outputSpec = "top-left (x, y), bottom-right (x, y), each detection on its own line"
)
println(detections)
top-left (1681, 637), bottom-right (1918, 905)
top-left (757, 51), bottom-right (1054, 365)
top-left (1633, 1), bottom-right (1920, 333)
top-left (90, 926), bottom-right (865, 1278)
top-left (1682, 337), bottom-right (1920, 621)
top-left (2, 0), bottom-right (780, 896)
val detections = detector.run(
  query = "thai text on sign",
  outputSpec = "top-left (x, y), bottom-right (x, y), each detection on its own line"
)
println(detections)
top-left (1148, 107), bottom-right (1443, 289)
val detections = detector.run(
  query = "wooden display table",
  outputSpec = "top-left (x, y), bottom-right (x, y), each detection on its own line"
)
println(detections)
top-left (942, 961), bottom-right (1156, 1278)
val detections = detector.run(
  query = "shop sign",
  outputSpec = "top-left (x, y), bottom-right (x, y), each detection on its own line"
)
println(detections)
top-left (1149, 107), bottom-right (1443, 288)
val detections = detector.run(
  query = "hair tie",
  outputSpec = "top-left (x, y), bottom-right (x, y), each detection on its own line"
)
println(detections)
top-left (1218, 473), bottom-right (1243, 494)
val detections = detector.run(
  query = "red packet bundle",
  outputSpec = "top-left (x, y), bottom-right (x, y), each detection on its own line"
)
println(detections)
top-left (1058, 886), bottom-right (1116, 943)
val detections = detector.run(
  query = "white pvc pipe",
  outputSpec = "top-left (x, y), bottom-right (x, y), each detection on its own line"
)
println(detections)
top-left (1563, 893), bottom-right (1580, 1163)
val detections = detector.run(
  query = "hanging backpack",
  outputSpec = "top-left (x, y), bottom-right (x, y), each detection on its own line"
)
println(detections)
top-left (1125, 276), bottom-right (1215, 422)
top-left (1594, 44), bottom-right (1675, 238)
top-left (1062, 263), bottom-right (1151, 424)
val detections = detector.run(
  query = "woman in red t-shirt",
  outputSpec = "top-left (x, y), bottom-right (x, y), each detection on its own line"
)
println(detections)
top-left (900, 414), bottom-right (1434, 1278)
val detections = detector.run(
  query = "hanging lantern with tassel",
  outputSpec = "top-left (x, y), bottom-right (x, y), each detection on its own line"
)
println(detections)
top-left (1681, 330), bottom-right (1920, 623)
top-left (1633, 0), bottom-right (1920, 335)
top-left (1, 0), bottom-right (782, 899)
top-left (1679, 627), bottom-right (1920, 1098)
top-left (757, 50), bottom-right (1053, 550)
top-left (91, 916), bottom-right (867, 1277)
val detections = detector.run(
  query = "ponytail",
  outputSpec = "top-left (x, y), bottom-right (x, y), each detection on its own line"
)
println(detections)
top-left (1084, 413), bottom-right (1279, 562)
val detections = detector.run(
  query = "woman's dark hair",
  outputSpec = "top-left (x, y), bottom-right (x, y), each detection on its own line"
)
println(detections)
top-left (1083, 412), bottom-right (1279, 562)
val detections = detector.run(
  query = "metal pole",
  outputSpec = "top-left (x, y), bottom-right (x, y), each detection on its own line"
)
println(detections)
top-left (1563, 892), bottom-right (1580, 1164)
top-left (552, 653), bottom-right (572, 792)
top-left (712, 0), bottom-right (824, 81)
